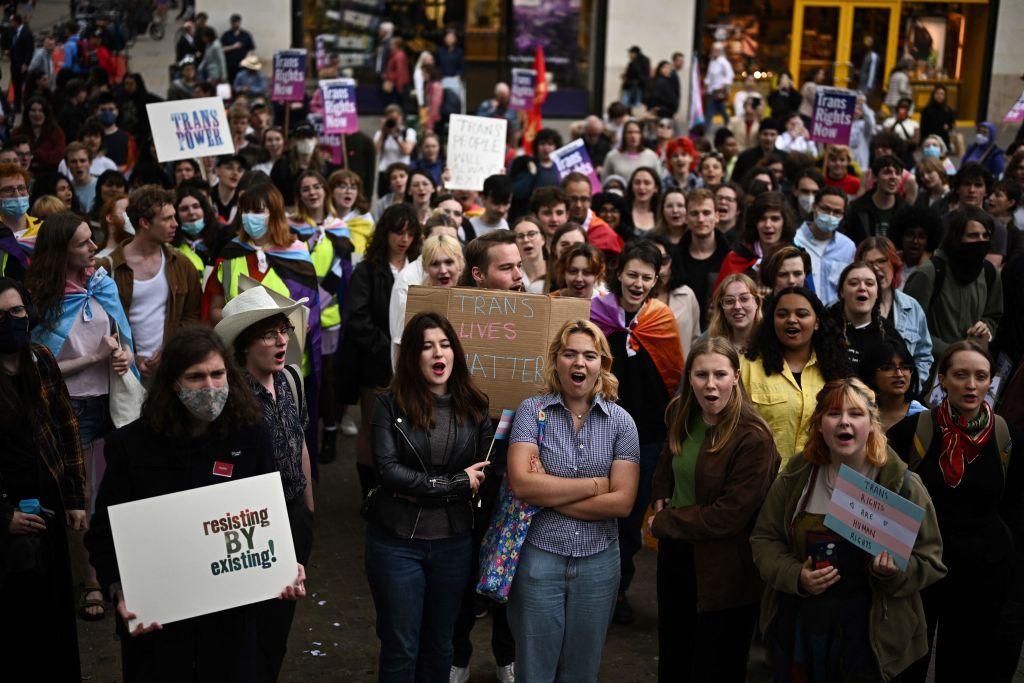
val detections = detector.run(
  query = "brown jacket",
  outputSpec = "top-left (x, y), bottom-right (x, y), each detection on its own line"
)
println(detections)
top-left (95, 242), bottom-right (202, 349)
top-left (650, 421), bottom-right (780, 612)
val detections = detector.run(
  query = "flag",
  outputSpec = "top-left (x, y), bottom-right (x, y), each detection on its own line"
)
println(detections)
top-left (688, 52), bottom-right (705, 130)
top-left (494, 409), bottom-right (516, 440)
top-left (523, 44), bottom-right (547, 156)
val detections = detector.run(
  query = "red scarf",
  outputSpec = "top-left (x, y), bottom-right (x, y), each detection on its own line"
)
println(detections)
top-left (935, 400), bottom-right (994, 488)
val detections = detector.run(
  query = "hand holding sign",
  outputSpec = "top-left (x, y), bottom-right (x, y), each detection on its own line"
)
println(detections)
top-left (446, 115), bottom-right (508, 191)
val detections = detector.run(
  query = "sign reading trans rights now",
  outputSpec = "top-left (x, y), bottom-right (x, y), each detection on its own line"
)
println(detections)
top-left (809, 86), bottom-right (857, 147)
top-left (148, 97), bottom-right (235, 163)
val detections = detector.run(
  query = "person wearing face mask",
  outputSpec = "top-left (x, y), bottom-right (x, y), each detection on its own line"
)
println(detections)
top-left (650, 337), bottom-right (780, 682)
top-left (215, 286), bottom-right (314, 680)
top-left (0, 162), bottom-right (39, 281)
top-left (751, 378), bottom-right (945, 682)
top-left (591, 241), bottom-right (684, 625)
top-left (919, 134), bottom-right (951, 166)
top-left (827, 262), bottom-right (903, 383)
top-left (790, 168), bottom-right (824, 223)
top-left (905, 207), bottom-right (1002, 363)
top-left (173, 186), bottom-right (229, 281)
top-left (95, 94), bottom-right (138, 172)
top-left (271, 125), bottom-right (329, 208)
top-left (0, 277), bottom-right (88, 680)
top-left (85, 326), bottom-right (307, 681)
top-left (795, 187), bottom-right (855, 305)
top-left (962, 121), bottom-right (1006, 179)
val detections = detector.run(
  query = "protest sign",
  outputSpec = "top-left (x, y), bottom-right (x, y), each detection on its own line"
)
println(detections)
top-left (405, 286), bottom-right (589, 415)
top-left (147, 97), bottom-right (234, 163)
top-left (320, 78), bottom-right (359, 135)
top-left (446, 114), bottom-right (508, 191)
top-left (308, 113), bottom-right (343, 165)
top-left (809, 86), bottom-right (857, 146)
top-left (271, 49), bottom-right (307, 103)
top-left (824, 464), bottom-right (925, 570)
top-left (1005, 89), bottom-right (1024, 124)
top-left (109, 472), bottom-right (297, 629)
top-left (551, 138), bottom-right (601, 193)
top-left (510, 68), bottom-right (537, 112)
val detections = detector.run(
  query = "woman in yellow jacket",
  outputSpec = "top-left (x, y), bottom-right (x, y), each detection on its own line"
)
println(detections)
top-left (740, 286), bottom-right (849, 464)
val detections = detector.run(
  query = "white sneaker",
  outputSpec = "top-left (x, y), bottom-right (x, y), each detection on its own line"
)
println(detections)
top-left (449, 665), bottom-right (470, 683)
top-left (496, 663), bottom-right (516, 682)
top-left (340, 413), bottom-right (358, 436)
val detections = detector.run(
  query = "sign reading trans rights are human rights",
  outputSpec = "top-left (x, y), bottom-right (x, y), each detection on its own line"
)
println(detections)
top-left (147, 97), bottom-right (235, 163)
top-left (809, 87), bottom-right (857, 147)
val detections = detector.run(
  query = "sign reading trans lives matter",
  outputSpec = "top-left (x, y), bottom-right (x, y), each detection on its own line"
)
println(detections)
top-left (824, 464), bottom-right (924, 570)
top-left (405, 286), bottom-right (589, 416)
top-left (108, 472), bottom-right (297, 630)
top-left (147, 97), bottom-right (235, 162)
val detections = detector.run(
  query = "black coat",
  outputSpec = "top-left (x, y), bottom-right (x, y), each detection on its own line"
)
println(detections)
top-left (646, 74), bottom-right (679, 118)
top-left (85, 418), bottom-right (275, 682)
top-left (367, 391), bottom-right (493, 538)
top-left (337, 259), bottom-right (395, 402)
top-left (10, 26), bottom-right (34, 71)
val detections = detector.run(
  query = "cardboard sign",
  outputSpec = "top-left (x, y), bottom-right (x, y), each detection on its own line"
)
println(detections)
top-left (551, 138), bottom-right (601, 193)
top-left (271, 49), bottom-right (307, 102)
top-left (108, 473), bottom-right (297, 629)
top-left (809, 86), bottom-right (857, 146)
top-left (1005, 89), bottom-right (1024, 124)
top-left (147, 97), bottom-right (234, 163)
top-left (404, 286), bottom-right (589, 416)
top-left (824, 464), bottom-right (924, 570)
top-left (510, 68), bottom-right (536, 112)
top-left (320, 78), bottom-right (359, 135)
top-left (446, 114), bottom-right (508, 191)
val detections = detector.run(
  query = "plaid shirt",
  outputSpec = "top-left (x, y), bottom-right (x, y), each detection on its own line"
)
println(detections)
top-left (510, 393), bottom-right (640, 558)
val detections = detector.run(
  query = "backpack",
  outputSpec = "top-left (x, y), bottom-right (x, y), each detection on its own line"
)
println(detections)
top-left (911, 409), bottom-right (1012, 476)
top-left (282, 364), bottom-right (305, 416)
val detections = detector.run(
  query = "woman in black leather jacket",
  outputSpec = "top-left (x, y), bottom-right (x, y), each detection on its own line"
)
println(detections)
top-left (364, 311), bottom-right (492, 681)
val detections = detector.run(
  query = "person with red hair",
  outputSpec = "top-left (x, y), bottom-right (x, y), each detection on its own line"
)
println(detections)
top-left (664, 136), bottom-right (700, 191)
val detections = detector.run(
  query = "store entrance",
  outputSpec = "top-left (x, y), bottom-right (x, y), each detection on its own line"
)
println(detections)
top-left (791, 0), bottom-right (899, 108)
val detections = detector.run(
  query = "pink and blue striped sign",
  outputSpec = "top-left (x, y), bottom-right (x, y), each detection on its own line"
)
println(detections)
top-left (824, 464), bottom-right (924, 571)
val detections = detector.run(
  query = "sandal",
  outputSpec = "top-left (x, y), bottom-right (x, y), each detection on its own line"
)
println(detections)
top-left (78, 584), bottom-right (106, 622)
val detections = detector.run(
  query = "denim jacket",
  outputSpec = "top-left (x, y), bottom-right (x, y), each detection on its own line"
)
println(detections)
top-left (891, 288), bottom-right (933, 386)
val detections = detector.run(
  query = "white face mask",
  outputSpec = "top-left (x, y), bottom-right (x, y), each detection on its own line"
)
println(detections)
top-left (798, 194), bottom-right (815, 215)
top-left (295, 138), bottom-right (317, 156)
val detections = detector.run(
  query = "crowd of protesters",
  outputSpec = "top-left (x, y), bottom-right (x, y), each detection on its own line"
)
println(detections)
top-left (3, 7), bottom-right (1024, 683)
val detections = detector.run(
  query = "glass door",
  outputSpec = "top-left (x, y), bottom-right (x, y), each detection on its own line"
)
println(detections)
top-left (793, 3), bottom-right (843, 87)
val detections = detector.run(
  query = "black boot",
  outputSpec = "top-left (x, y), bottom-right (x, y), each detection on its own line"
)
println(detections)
top-left (319, 425), bottom-right (338, 464)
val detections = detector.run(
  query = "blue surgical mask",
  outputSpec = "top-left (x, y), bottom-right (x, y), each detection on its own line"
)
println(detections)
top-left (976, 134), bottom-right (990, 147)
top-left (0, 196), bottom-right (29, 216)
top-left (181, 219), bottom-right (204, 237)
top-left (922, 146), bottom-right (941, 158)
top-left (99, 110), bottom-right (117, 126)
top-left (242, 213), bottom-right (269, 239)
top-left (813, 211), bottom-right (841, 233)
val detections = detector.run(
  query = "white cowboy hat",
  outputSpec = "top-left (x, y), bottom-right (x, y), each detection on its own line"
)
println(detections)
top-left (214, 284), bottom-right (309, 355)
top-left (240, 53), bottom-right (263, 71)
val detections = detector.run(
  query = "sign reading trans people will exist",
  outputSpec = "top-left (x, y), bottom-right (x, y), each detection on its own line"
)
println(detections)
top-left (271, 50), bottom-right (307, 102)
top-left (320, 78), bottom-right (359, 135)
top-left (551, 138), bottom-right (601, 193)
top-left (446, 114), bottom-right (508, 191)
top-left (147, 97), bottom-right (234, 163)
top-left (824, 464), bottom-right (925, 570)
top-left (809, 86), bottom-right (857, 147)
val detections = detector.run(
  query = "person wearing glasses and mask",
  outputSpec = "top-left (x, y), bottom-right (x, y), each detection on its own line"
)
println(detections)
top-left (794, 187), bottom-right (855, 305)
top-left (0, 162), bottom-right (38, 281)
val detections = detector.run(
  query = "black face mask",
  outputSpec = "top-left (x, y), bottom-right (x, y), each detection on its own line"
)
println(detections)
top-left (0, 314), bottom-right (30, 354)
top-left (948, 241), bottom-right (990, 285)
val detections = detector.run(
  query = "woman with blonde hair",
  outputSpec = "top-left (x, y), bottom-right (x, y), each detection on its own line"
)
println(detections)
top-left (650, 337), bottom-right (779, 681)
top-left (507, 318), bottom-right (640, 682)
top-left (821, 144), bottom-right (861, 198)
top-left (390, 234), bottom-right (464, 352)
top-left (706, 273), bottom-right (762, 354)
top-left (751, 378), bottom-right (945, 682)
top-left (30, 194), bottom-right (69, 221)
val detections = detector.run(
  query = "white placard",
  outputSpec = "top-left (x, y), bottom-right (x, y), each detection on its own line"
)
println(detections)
top-left (146, 97), bottom-right (235, 163)
top-left (109, 472), bottom-right (297, 628)
top-left (446, 114), bottom-right (508, 191)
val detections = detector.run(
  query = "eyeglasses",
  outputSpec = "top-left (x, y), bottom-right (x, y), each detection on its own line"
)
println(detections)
top-left (864, 257), bottom-right (890, 269)
top-left (0, 184), bottom-right (28, 198)
top-left (879, 363), bottom-right (911, 374)
top-left (515, 230), bottom-right (541, 241)
top-left (259, 324), bottom-right (295, 345)
top-left (334, 184), bottom-right (357, 192)
top-left (816, 206), bottom-right (845, 218)
top-left (721, 294), bottom-right (753, 308)
top-left (0, 305), bottom-right (27, 322)
top-left (717, 195), bottom-right (737, 204)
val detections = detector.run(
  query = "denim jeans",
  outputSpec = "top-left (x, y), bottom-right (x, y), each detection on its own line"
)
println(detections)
top-left (618, 440), bottom-right (663, 594)
top-left (70, 396), bottom-right (111, 450)
top-left (364, 524), bottom-right (473, 682)
top-left (507, 540), bottom-right (620, 682)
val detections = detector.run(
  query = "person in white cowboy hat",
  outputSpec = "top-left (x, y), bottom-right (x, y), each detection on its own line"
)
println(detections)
top-left (233, 52), bottom-right (268, 98)
top-left (214, 284), bottom-right (314, 680)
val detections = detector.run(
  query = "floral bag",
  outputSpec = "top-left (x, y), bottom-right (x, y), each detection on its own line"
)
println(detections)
top-left (475, 409), bottom-right (546, 603)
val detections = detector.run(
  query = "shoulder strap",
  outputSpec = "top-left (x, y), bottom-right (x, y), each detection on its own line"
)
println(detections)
top-left (928, 257), bottom-right (946, 310)
top-left (995, 414), bottom-right (1012, 476)
top-left (912, 410), bottom-right (934, 468)
top-left (983, 259), bottom-right (997, 292)
top-left (282, 364), bottom-right (304, 416)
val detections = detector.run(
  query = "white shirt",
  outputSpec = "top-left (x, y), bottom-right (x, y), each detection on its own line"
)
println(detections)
top-left (129, 250), bottom-right (169, 358)
top-left (883, 116), bottom-right (919, 142)
top-left (373, 127), bottom-right (417, 172)
top-left (389, 257), bottom-right (426, 368)
top-left (58, 155), bottom-right (119, 180)
top-left (704, 55), bottom-right (734, 93)
top-left (469, 215), bottom-right (509, 237)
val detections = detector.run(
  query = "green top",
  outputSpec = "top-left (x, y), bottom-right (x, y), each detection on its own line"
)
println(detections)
top-left (671, 416), bottom-right (708, 508)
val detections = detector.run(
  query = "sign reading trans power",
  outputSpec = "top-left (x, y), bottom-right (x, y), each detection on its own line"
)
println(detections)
top-left (405, 286), bottom-right (589, 416)
top-left (148, 97), bottom-right (234, 163)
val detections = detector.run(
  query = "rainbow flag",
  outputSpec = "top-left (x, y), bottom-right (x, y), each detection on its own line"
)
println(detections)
top-left (494, 409), bottom-right (516, 440)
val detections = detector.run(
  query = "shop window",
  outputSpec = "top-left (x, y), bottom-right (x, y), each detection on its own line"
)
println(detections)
top-left (703, 0), bottom-right (793, 80)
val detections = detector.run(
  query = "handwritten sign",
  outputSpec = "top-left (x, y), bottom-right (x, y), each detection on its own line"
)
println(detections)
top-left (809, 86), bottom-right (857, 146)
top-left (510, 68), bottom-right (537, 112)
top-left (1005, 89), bottom-right (1024, 124)
top-left (147, 97), bottom-right (234, 162)
top-left (271, 49), bottom-right (307, 102)
top-left (446, 114), bottom-right (508, 191)
top-left (320, 78), bottom-right (359, 135)
top-left (551, 138), bottom-right (601, 193)
top-left (405, 286), bottom-right (589, 416)
top-left (108, 473), bottom-right (297, 629)
top-left (824, 464), bottom-right (924, 570)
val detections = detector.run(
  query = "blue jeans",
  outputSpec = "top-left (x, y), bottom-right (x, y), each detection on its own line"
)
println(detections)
top-left (70, 396), bottom-right (111, 450)
top-left (705, 95), bottom-right (729, 126)
top-left (364, 524), bottom-right (473, 682)
top-left (618, 440), bottom-right (663, 594)
top-left (507, 540), bottom-right (620, 682)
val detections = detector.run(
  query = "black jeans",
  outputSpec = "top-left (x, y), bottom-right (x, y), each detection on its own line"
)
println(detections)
top-left (657, 538), bottom-right (756, 682)
top-left (618, 441), bottom-right (662, 595)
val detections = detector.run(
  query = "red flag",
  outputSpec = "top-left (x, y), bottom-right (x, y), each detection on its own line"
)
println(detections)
top-left (523, 44), bottom-right (547, 156)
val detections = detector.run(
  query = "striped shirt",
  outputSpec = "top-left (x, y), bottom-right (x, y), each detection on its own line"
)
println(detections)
top-left (510, 393), bottom-right (640, 557)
